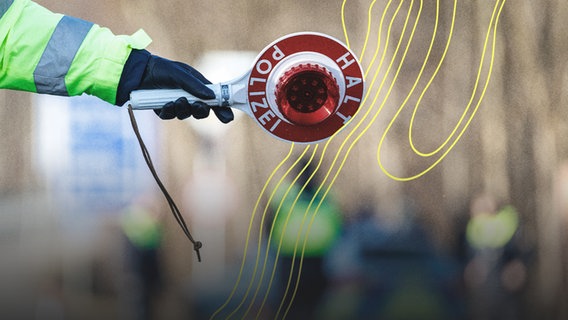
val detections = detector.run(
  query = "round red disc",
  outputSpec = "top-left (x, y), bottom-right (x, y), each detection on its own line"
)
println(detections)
top-left (247, 32), bottom-right (365, 144)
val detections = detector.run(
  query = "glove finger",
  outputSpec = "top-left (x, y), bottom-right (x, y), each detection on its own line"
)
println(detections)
top-left (169, 64), bottom-right (215, 100)
top-left (177, 62), bottom-right (213, 85)
top-left (191, 101), bottom-right (211, 119)
top-left (156, 102), bottom-right (176, 120)
top-left (174, 97), bottom-right (193, 120)
top-left (211, 106), bottom-right (234, 124)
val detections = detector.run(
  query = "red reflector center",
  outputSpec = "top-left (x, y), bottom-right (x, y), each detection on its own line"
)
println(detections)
top-left (276, 64), bottom-right (339, 126)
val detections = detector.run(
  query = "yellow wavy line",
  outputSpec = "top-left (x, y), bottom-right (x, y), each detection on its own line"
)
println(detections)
top-left (283, 1), bottom-right (420, 318)
top-left (378, 0), bottom-right (506, 181)
top-left (407, 1), bottom-right (480, 157)
top-left (212, 1), bottom-right (508, 318)
top-left (240, 145), bottom-right (312, 319)
top-left (278, 147), bottom-right (332, 320)
top-left (227, 146), bottom-right (311, 320)
top-left (209, 145), bottom-right (295, 319)
top-left (256, 146), bottom-right (320, 320)
top-left (364, 0), bottom-right (396, 80)
top-left (359, 0), bottom-right (378, 61)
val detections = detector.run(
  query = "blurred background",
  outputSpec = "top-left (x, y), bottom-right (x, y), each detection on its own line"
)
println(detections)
top-left (1, 0), bottom-right (568, 319)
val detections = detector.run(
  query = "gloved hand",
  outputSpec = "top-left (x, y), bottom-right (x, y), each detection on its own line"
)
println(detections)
top-left (117, 50), bottom-right (234, 123)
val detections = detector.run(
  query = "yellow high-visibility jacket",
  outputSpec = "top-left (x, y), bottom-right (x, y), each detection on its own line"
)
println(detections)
top-left (0, 0), bottom-right (151, 104)
top-left (269, 182), bottom-right (343, 257)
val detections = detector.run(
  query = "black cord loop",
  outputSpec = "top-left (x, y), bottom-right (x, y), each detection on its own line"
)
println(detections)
top-left (128, 105), bottom-right (202, 262)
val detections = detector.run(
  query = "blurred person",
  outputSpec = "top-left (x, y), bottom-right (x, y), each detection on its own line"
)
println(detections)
top-left (34, 272), bottom-right (65, 320)
top-left (119, 196), bottom-right (164, 320)
top-left (267, 158), bottom-right (343, 319)
top-left (0, 0), bottom-right (233, 122)
top-left (319, 198), bottom-right (464, 320)
top-left (551, 162), bottom-right (568, 319)
top-left (463, 193), bottom-right (528, 320)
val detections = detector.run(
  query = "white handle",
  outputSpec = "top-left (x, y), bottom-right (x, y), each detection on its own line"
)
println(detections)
top-left (129, 84), bottom-right (230, 110)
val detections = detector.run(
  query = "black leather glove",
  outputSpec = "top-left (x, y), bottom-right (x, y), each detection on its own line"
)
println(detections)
top-left (117, 50), bottom-right (234, 123)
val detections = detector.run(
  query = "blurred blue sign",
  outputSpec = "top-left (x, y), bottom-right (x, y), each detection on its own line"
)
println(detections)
top-left (34, 94), bottom-right (158, 221)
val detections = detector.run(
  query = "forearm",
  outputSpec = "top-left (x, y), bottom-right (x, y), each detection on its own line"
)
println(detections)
top-left (0, 0), bottom-right (151, 104)
top-left (0, 0), bottom-right (227, 122)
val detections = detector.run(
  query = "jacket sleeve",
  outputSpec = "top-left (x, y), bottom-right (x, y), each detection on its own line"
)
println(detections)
top-left (0, 0), bottom-right (151, 104)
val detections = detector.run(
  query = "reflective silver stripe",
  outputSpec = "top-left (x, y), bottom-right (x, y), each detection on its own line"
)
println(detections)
top-left (0, 0), bottom-right (14, 19)
top-left (33, 16), bottom-right (93, 95)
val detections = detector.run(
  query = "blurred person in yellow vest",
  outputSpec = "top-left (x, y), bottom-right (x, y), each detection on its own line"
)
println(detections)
top-left (267, 157), bottom-right (343, 319)
top-left (0, 0), bottom-right (233, 123)
top-left (120, 196), bottom-right (164, 320)
top-left (464, 193), bottom-right (528, 320)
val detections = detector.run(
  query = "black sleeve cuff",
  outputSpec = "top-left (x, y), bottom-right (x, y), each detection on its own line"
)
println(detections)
top-left (116, 49), bottom-right (152, 106)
